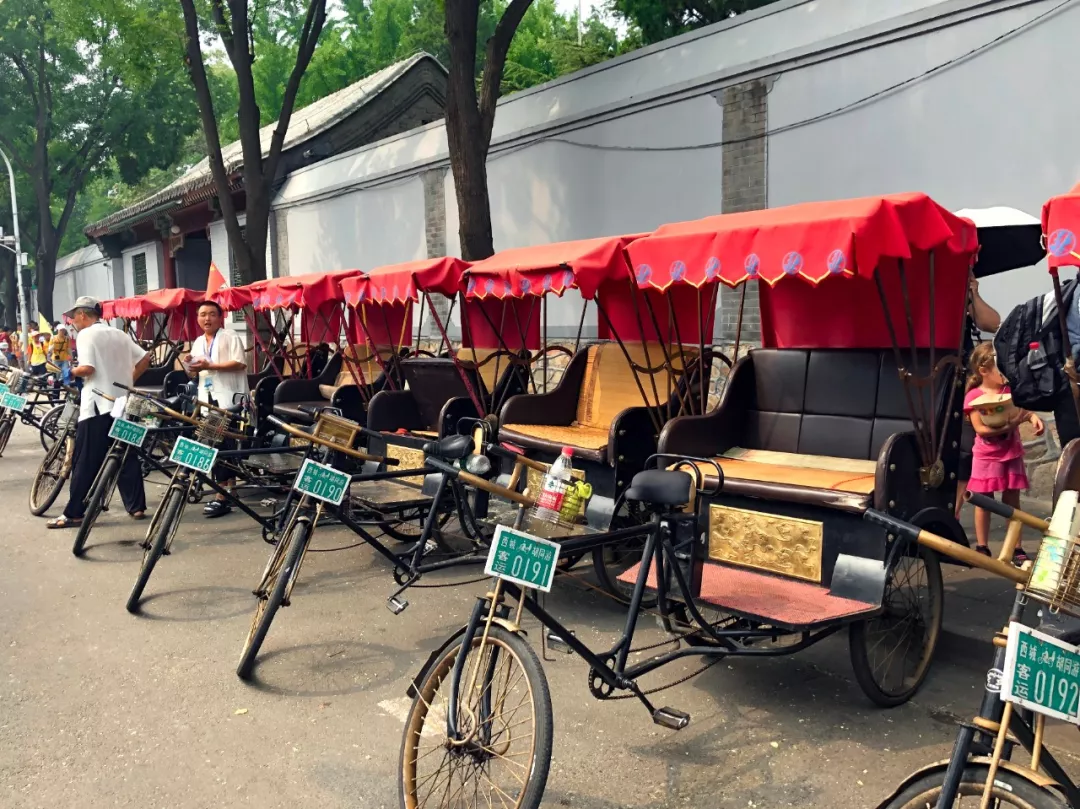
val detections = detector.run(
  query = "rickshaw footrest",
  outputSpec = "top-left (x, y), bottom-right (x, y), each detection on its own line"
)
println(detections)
top-left (652, 707), bottom-right (690, 730)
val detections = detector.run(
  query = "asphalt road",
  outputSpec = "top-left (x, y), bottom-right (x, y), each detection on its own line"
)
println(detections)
top-left (2, 426), bottom-right (1079, 809)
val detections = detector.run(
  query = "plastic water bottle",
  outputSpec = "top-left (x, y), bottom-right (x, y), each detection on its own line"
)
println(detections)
top-left (1028, 341), bottom-right (1048, 372)
top-left (1030, 490), bottom-right (1077, 596)
top-left (532, 447), bottom-right (574, 525)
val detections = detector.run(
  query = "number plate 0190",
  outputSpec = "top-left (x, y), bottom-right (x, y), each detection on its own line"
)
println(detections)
top-left (484, 526), bottom-right (560, 593)
top-left (169, 436), bottom-right (218, 474)
top-left (293, 458), bottom-right (350, 505)
top-left (1002, 623), bottom-right (1080, 724)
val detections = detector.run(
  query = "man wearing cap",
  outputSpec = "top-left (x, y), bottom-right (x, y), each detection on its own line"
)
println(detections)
top-left (47, 296), bottom-right (150, 529)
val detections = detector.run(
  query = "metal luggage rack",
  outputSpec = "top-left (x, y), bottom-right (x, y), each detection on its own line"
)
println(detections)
top-left (1024, 531), bottom-right (1080, 618)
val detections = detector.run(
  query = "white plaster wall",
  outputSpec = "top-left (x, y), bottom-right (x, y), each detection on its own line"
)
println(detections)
top-left (767, 0), bottom-right (1080, 317)
top-left (282, 178), bottom-right (425, 276)
top-left (121, 241), bottom-right (163, 294)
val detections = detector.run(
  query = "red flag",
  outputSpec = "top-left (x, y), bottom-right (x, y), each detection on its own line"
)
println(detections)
top-left (206, 262), bottom-right (227, 298)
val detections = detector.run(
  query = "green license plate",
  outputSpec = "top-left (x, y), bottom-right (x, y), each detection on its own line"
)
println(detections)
top-left (293, 458), bottom-right (350, 505)
top-left (108, 417), bottom-right (148, 448)
top-left (0, 383), bottom-right (9, 396)
top-left (1002, 623), bottom-right (1080, 724)
top-left (484, 525), bottom-right (560, 593)
top-left (1, 392), bottom-right (27, 412)
top-left (169, 436), bottom-right (218, 474)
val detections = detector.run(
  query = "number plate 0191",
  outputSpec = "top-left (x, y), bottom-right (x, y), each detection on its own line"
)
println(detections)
top-left (293, 458), bottom-right (350, 505)
top-left (108, 417), bottom-right (148, 448)
top-left (484, 526), bottom-right (560, 593)
top-left (1002, 623), bottom-right (1080, 724)
top-left (169, 436), bottom-right (219, 474)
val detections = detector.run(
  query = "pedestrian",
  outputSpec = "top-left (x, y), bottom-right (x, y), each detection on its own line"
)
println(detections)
top-left (46, 297), bottom-right (149, 529)
top-left (183, 300), bottom-right (248, 518)
top-left (957, 273), bottom-right (1002, 518)
top-left (964, 342), bottom-right (1044, 562)
top-left (49, 325), bottom-right (73, 384)
top-left (28, 325), bottom-right (49, 376)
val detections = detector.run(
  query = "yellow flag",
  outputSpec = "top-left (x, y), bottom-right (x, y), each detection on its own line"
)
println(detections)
top-left (38, 313), bottom-right (52, 335)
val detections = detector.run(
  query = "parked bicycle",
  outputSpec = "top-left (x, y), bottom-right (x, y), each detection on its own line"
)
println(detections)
top-left (29, 383), bottom-right (81, 516)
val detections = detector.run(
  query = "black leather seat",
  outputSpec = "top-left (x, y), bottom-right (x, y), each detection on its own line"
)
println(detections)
top-left (423, 434), bottom-right (473, 460)
top-left (624, 469), bottom-right (693, 507)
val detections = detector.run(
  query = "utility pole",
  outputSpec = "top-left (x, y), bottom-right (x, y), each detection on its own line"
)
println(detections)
top-left (578, 0), bottom-right (583, 44)
top-left (0, 147), bottom-right (29, 367)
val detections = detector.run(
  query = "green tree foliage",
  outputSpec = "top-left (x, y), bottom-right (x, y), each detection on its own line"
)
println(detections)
top-left (0, 0), bottom-right (199, 319)
top-left (608, 0), bottom-right (779, 44)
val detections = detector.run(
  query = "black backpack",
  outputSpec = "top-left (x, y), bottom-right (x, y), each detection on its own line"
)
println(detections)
top-left (994, 278), bottom-right (1077, 412)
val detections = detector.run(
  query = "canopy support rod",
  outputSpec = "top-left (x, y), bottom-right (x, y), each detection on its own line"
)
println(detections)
top-left (696, 287), bottom-right (707, 416)
top-left (354, 305), bottom-right (397, 391)
top-left (897, 259), bottom-right (933, 457)
top-left (732, 283), bottom-right (747, 368)
top-left (664, 292), bottom-right (695, 420)
top-left (457, 291), bottom-right (489, 415)
top-left (429, 296), bottom-right (486, 417)
top-left (873, 269), bottom-right (933, 467)
top-left (928, 251), bottom-right (937, 453)
top-left (594, 295), bottom-right (663, 436)
top-left (542, 295), bottom-right (549, 393)
top-left (628, 282), bottom-right (666, 419)
top-left (243, 308), bottom-right (284, 381)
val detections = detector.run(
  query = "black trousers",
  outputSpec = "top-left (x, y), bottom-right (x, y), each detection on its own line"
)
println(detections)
top-left (63, 414), bottom-right (147, 519)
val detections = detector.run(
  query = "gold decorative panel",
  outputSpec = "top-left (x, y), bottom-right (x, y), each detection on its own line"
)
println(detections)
top-left (387, 444), bottom-right (427, 487)
top-left (708, 504), bottom-right (823, 583)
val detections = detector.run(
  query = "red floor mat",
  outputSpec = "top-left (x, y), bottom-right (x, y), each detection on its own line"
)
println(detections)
top-left (618, 561), bottom-right (877, 629)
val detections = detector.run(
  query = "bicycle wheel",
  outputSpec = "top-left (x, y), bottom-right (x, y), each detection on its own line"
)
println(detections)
top-left (126, 486), bottom-right (185, 613)
top-left (0, 414), bottom-right (14, 458)
top-left (72, 453), bottom-right (121, 558)
top-left (236, 517), bottom-right (311, 680)
top-left (591, 500), bottom-right (658, 607)
top-left (883, 763), bottom-right (1068, 808)
top-left (850, 544), bottom-right (944, 707)
top-left (399, 624), bottom-right (553, 809)
top-left (29, 435), bottom-right (71, 516)
top-left (38, 403), bottom-right (64, 451)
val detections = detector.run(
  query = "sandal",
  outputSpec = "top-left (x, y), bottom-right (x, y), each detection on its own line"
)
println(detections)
top-left (46, 516), bottom-right (82, 529)
top-left (129, 511), bottom-right (146, 521)
top-left (1013, 547), bottom-right (1030, 565)
top-left (975, 545), bottom-right (991, 557)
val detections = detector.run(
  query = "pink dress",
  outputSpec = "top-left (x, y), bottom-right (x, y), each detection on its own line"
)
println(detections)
top-left (963, 386), bottom-right (1029, 493)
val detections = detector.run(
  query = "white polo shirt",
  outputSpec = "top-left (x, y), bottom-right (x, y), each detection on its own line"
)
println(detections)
top-left (76, 322), bottom-right (148, 422)
top-left (191, 328), bottom-right (249, 407)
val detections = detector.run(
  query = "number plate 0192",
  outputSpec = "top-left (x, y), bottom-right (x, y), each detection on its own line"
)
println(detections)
top-left (1002, 623), bottom-right (1080, 724)
top-left (484, 526), bottom-right (560, 593)
top-left (293, 458), bottom-right (350, 505)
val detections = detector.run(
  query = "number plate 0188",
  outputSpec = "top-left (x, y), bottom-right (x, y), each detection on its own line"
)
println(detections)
top-left (484, 526), bottom-right (560, 593)
top-left (1002, 623), bottom-right (1080, 724)
top-left (293, 458), bottom-right (350, 505)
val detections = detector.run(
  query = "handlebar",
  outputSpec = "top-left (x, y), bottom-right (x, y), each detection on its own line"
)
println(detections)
top-left (265, 414), bottom-right (395, 465)
top-left (862, 508), bottom-right (1027, 584)
top-left (964, 491), bottom-right (1050, 532)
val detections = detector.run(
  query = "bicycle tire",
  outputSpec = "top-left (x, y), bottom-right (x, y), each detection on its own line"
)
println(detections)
top-left (72, 453), bottom-right (121, 558)
top-left (882, 763), bottom-right (1068, 808)
top-left (850, 544), bottom-right (944, 708)
top-left (0, 414), bottom-right (14, 458)
top-left (38, 402), bottom-right (66, 451)
top-left (236, 518), bottom-right (311, 680)
top-left (29, 435), bottom-right (70, 516)
top-left (126, 487), bottom-right (185, 613)
top-left (400, 624), bottom-right (553, 809)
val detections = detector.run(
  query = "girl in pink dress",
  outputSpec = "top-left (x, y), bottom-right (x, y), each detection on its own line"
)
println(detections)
top-left (964, 342), bottom-right (1044, 563)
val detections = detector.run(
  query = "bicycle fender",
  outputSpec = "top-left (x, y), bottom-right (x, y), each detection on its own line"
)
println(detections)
top-left (407, 625), bottom-right (469, 700)
top-left (873, 757), bottom-right (1062, 809)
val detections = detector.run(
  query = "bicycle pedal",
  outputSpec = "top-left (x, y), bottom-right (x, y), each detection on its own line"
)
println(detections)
top-left (260, 498), bottom-right (277, 508)
top-left (387, 595), bottom-right (409, 615)
top-left (546, 630), bottom-right (575, 655)
top-left (652, 707), bottom-right (690, 731)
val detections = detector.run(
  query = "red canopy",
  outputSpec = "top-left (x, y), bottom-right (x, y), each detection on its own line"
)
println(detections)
top-left (216, 270), bottom-right (362, 312)
top-left (463, 235), bottom-right (643, 301)
top-left (1042, 181), bottom-right (1080, 269)
top-left (625, 193), bottom-right (976, 289)
top-left (101, 288), bottom-right (205, 342)
top-left (340, 257), bottom-right (468, 306)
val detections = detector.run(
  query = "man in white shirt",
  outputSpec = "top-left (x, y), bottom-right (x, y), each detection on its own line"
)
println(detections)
top-left (184, 300), bottom-right (248, 517)
top-left (47, 297), bottom-right (150, 528)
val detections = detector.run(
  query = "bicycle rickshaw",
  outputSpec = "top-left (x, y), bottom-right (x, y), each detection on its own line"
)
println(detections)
top-left (396, 192), bottom-right (1018, 809)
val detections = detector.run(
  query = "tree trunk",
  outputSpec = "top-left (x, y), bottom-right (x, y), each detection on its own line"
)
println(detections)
top-left (36, 251), bottom-right (56, 323)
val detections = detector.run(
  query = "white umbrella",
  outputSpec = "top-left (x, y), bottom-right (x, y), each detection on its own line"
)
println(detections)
top-left (954, 206), bottom-right (1045, 277)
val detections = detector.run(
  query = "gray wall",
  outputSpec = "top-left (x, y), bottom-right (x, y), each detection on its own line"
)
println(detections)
top-left (768, 0), bottom-right (1078, 317)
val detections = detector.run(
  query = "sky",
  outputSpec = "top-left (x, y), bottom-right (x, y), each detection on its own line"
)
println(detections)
top-left (556, 0), bottom-right (605, 20)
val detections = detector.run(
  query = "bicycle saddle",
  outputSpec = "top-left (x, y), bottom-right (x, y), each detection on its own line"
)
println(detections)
top-left (624, 469), bottom-right (693, 507)
top-left (423, 434), bottom-right (473, 460)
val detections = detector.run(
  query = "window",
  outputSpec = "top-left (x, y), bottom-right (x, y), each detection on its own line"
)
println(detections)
top-left (132, 253), bottom-right (148, 295)
top-left (228, 225), bottom-right (247, 322)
